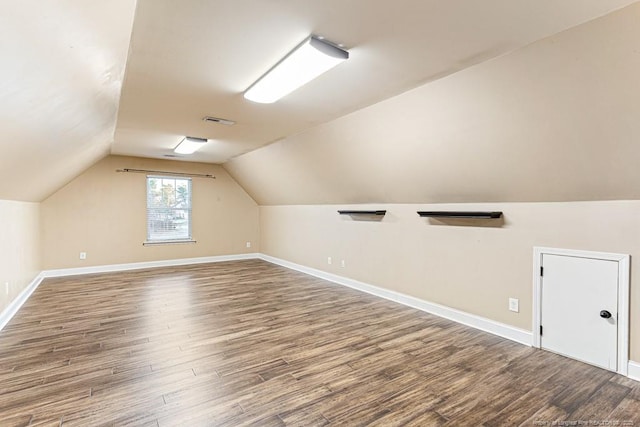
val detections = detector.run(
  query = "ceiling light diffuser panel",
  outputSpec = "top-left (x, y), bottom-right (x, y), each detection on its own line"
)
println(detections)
top-left (174, 136), bottom-right (208, 154)
top-left (244, 36), bottom-right (349, 104)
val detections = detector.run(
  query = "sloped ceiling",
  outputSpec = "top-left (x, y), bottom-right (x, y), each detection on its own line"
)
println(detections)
top-left (111, 0), bottom-right (637, 164)
top-left (2, 1), bottom-right (639, 203)
top-left (0, 0), bottom-right (136, 202)
top-left (225, 3), bottom-right (640, 205)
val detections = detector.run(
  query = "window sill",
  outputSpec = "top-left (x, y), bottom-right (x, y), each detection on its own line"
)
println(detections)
top-left (143, 239), bottom-right (197, 246)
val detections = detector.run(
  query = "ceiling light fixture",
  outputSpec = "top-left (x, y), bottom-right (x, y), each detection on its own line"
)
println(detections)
top-left (244, 35), bottom-right (349, 104)
top-left (174, 136), bottom-right (208, 154)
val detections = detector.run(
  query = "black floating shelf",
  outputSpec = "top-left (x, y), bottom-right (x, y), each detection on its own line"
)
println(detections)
top-left (417, 211), bottom-right (503, 219)
top-left (338, 210), bottom-right (387, 216)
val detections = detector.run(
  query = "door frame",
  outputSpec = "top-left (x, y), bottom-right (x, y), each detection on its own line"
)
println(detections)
top-left (533, 246), bottom-right (630, 376)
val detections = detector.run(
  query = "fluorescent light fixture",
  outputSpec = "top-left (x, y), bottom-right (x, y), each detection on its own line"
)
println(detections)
top-left (244, 35), bottom-right (349, 104)
top-left (174, 136), bottom-right (208, 154)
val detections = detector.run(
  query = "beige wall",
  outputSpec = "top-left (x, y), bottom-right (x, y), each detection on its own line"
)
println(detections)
top-left (0, 200), bottom-right (40, 313)
top-left (260, 201), bottom-right (640, 360)
top-left (41, 155), bottom-right (259, 269)
top-left (221, 2), bottom-right (640, 366)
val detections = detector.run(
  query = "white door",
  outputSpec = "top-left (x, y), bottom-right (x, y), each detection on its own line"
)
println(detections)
top-left (540, 254), bottom-right (618, 371)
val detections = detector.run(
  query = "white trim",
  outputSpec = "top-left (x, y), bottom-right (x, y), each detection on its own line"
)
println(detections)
top-left (533, 246), bottom-right (630, 376)
top-left (0, 273), bottom-right (45, 331)
top-left (42, 253), bottom-right (259, 278)
top-left (4, 252), bottom-right (635, 382)
top-left (628, 361), bottom-right (640, 381)
top-left (259, 254), bottom-right (532, 346)
top-left (0, 254), bottom-right (259, 331)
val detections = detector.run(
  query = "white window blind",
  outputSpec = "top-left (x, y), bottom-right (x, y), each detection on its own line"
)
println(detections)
top-left (146, 176), bottom-right (192, 242)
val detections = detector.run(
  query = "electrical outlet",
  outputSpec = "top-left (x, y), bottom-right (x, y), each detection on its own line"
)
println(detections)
top-left (327, 257), bottom-right (332, 265)
top-left (246, 241), bottom-right (251, 248)
top-left (341, 260), bottom-right (346, 268)
top-left (509, 298), bottom-right (519, 313)
top-left (79, 252), bottom-right (87, 260)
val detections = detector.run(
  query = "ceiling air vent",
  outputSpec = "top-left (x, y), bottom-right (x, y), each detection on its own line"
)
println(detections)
top-left (203, 116), bottom-right (235, 126)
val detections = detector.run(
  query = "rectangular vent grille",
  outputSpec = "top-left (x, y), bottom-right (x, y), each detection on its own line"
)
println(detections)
top-left (203, 116), bottom-right (235, 126)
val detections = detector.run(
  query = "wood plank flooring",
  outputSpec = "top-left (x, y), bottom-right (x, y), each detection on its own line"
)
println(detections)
top-left (0, 259), bottom-right (639, 426)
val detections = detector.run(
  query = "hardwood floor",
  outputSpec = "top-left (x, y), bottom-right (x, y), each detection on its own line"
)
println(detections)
top-left (0, 259), bottom-right (639, 426)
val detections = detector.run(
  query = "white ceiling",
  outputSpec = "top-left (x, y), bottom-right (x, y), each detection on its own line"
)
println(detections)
top-left (0, 0), bottom-right (638, 201)
top-left (111, 0), bottom-right (638, 164)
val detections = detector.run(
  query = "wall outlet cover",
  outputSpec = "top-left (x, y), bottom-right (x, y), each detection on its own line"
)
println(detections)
top-left (509, 298), bottom-right (519, 313)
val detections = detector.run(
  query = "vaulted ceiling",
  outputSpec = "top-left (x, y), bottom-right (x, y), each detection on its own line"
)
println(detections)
top-left (1, 0), bottom-right (638, 202)
top-left (0, 0), bottom-right (135, 201)
top-left (226, 2), bottom-right (640, 204)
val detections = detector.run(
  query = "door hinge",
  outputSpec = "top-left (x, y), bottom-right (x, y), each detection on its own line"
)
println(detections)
top-left (540, 266), bottom-right (544, 277)
top-left (540, 325), bottom-right (543, 336)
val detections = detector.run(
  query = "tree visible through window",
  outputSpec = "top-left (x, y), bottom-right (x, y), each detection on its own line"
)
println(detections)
top-left (146, 176), bottom-right (192, 242)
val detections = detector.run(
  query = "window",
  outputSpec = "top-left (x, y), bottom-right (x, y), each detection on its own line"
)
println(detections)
top-left (146, 176), bottom-right (192, 242)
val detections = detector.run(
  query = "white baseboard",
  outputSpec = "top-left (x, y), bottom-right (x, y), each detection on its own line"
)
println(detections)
top-left (42, 253), bottom-right (260, 278)
top-left (0, 273), bottom-right (44, 331)
top-left (0, 253), bottom-right (259, 332)
top-left (628, 361), bottom-right (640, 381)
top-left (8, 253), bottom-right (638, 382)
top-left (258, 254), bottom-right (533, 347)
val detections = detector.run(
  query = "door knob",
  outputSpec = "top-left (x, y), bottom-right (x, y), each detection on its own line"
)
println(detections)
top-left (600, 310), bottom-right (612, 319)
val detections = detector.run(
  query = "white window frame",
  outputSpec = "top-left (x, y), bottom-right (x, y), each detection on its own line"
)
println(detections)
top-left (144, 175), bottom-right (196, 245)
